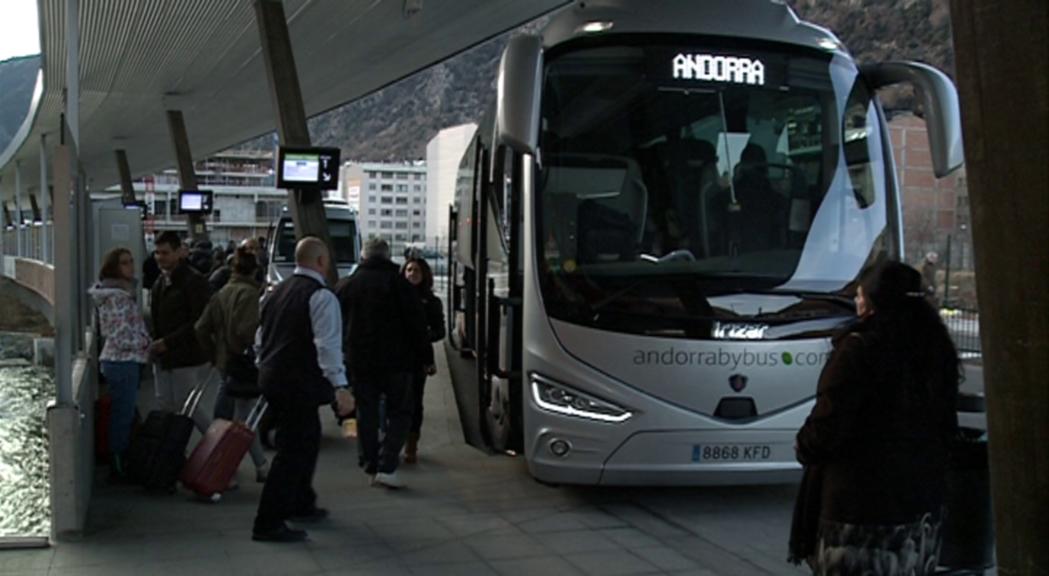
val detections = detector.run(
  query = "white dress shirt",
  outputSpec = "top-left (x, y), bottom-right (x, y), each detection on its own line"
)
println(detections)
top-left (255, 266), bottom-right (348, 389)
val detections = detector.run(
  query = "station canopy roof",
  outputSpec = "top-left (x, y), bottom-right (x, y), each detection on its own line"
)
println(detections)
top-left (0, 0), bottom-right (570, 200)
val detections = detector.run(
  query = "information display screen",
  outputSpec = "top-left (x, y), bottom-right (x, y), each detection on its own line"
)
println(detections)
top-left (277, 147), bottom-right (341, 190)
top-left (178, 189), bottom-right (214, 214)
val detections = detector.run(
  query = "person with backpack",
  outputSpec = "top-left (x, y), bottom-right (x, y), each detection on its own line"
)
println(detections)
top-left (336, 238), bottom-right (429, 489)
top-left (195, 246), bottom-right (269, 485)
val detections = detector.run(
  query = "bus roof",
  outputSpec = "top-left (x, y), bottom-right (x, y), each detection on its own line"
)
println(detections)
top-left (541, 0), bottom-right (847, 56)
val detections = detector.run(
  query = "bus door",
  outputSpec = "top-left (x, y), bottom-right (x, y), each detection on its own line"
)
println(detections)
top-left (479, 147), bottom-right (525, 452)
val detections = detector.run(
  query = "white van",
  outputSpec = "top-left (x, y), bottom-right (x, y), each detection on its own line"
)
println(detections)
top-left (266, 200), bottom-right (360, 285)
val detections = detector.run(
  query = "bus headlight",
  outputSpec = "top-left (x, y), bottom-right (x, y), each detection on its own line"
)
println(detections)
top-left (530, 374), bottom-right (632, 423)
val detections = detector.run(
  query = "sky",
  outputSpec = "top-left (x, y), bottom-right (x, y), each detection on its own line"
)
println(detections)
top-left (0, 0), bottom-right (40, 61)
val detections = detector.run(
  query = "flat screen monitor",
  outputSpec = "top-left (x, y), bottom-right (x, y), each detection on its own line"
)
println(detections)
top-left (178, 189), bottom-right (213, 214)
top-left (277, 147), bottom-right (340, 190)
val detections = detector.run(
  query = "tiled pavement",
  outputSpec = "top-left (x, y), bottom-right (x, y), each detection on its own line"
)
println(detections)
top-left (1, 346), bottom-right (813, 576)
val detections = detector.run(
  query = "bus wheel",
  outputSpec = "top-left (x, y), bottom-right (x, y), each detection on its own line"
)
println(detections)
top-left (485, 377), bottom-right (512, 453)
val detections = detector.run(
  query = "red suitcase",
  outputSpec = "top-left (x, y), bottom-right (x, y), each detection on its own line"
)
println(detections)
top-left (180, 399), bottom-right (267, 499)
top-left (95, 394), bottom-right (112, 463)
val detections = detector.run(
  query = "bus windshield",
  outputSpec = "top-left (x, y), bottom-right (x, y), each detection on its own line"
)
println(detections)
top-left (274, 218), bottom-right (359, 264)
top-left (536, 42), bottom-right (892, 333)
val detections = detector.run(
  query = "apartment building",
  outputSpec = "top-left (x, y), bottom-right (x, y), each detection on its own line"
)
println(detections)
top-left (425, 123), bottom-right (477, 246)
top-left (349, 161), bottom-right (428, 256)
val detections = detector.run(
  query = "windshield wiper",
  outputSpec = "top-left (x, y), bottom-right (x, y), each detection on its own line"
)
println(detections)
top-left (747, 288), bottom-right (856, 311)
top-left (589, 275), bottom-right (662, 316)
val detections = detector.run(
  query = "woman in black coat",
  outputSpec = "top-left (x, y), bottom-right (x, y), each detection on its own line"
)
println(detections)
top-left (789, 261), bottom-right (960, 575)
top-left (401, 257), bottom-right (445, 463)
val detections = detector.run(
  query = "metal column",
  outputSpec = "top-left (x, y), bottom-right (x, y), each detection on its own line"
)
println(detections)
top-left (15, 160), bottom-right (24, 257)
top-left (115, 150), bottom-right (135, 206)
top-left (254, 0), bottom-right (336, 284)
top-left (165, 110), bottom-right (207, 242)
top-left (39, 135), bottom-right (50, 263)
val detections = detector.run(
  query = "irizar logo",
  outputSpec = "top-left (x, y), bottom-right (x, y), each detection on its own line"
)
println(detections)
top-left (712, 322), bottom-right (769, 340)
top-left (729, 373), bottom-right (749, 393)
top-left (672, 53), bottom-right (765, 86)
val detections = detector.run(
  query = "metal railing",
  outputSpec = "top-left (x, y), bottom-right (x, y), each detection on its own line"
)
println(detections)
top-left (941, 308), bottom-right (981, 356)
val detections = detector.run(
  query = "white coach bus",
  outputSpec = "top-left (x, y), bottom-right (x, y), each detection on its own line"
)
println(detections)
top-left (447, 0), bottom-right (964, 485)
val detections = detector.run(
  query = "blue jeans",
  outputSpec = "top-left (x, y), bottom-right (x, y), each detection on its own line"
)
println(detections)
top-left (100, 361), bottom-right (141, 455)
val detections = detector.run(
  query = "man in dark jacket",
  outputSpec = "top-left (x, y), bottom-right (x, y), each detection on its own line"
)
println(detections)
top-left (252, 237), bottom-right (353, 543)
top-left (150, 231), bottom-right (214, 434)
top-left (335, 238), bottom-right (429, 489)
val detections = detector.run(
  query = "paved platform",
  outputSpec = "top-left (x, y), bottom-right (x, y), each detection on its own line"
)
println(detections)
top-left (2, 345), bottom-right (815, 576)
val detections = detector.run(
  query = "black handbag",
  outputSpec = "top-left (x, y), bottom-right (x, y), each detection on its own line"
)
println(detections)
top-left (224, 347), bottom-right (260, 398)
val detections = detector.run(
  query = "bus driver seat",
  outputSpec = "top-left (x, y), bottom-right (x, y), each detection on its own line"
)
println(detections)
top-left (576, 156), bottom-right (648, 263)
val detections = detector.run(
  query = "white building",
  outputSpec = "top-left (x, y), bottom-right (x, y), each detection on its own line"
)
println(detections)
top-left (425, 123), bottom-right (477, 245)
top-left (102, 149), bottom-right (287, 246)
top-left (341, 162), bottom-right (364, 212)
top-left (353, 161), bottom-right (428, 256)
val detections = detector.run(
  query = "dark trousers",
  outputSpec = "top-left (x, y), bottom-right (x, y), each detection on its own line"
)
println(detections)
top-left (254, 402), bottom-right (320, 531)
top-left (356, 372), bottom-right (413, 474)
top-left (410, 370), bottom-right (427, 435)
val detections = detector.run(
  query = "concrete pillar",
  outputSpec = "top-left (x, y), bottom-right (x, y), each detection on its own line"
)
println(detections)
top-left (77, 174), bottom-right (91, 347)
top-left (254, 0), bottom-right (336, 284)
top-left (39, 135), bottom-right (50, 263)
top-left (950, 1), bottom-right (1048, 574)
top-left (165, 110), bottom-right (207, 242)
top-left (51, 135), bottom-right (76, 451)
top-left (48, 0), bottom-right (87, 540)
top-left (64, 0), bottom-right (79, 146)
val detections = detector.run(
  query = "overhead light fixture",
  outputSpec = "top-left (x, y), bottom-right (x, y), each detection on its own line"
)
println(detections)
top-left (578, 21), bottom-right (613, 34)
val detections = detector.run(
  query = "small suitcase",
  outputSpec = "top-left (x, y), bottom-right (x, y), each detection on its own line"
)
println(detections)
top-left (180, 398), bottom-right (268, 499)
top-left (126, 382), bottom-right (207, 492)
top-left (95, 394), bottom-right (142, 464)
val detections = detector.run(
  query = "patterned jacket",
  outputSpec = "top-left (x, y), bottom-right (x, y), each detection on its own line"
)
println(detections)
top-left (89, 280), bottom-right (151, 363)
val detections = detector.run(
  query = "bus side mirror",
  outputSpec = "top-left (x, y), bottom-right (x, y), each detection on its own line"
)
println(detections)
top-left (495, 34), bottom-right (543, 156)
top-left (861, 61), bottom-right (965, 178)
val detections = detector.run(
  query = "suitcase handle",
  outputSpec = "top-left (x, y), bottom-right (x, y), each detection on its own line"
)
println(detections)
top-left (245, 398), bottom-right (268, 431)
top-left (179, 376), bottom-right (210, 417)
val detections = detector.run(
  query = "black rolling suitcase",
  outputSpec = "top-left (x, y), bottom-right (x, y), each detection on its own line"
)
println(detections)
top-left (126, 382), bottom-right (206, 492)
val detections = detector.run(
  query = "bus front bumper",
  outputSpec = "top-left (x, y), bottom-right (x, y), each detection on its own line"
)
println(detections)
top-left (528, 427), bottom-right (803, 486)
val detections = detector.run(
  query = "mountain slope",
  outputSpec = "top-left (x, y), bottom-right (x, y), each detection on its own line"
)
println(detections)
top-left (0, 55), bottom-right (41, 154)
top-left (0, 2), bottom-right (955, 162)
top-left (310, 0), bottom-right (954, 161)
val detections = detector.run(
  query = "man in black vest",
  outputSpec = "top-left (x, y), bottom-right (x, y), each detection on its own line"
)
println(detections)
top-left (252, 237), bottom-right (353, 543)
top-left (336, 238), bottom-right (429, 489)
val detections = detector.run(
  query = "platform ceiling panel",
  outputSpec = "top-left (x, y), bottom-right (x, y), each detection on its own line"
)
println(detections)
top-left (0, 0), bottom-right (569, 198)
